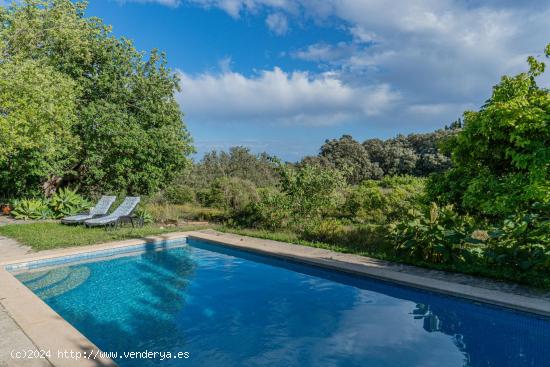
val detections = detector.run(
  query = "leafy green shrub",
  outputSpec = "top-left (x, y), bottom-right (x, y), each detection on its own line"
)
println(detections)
top-left (11, 199), bottom-right (53, 220)
top-left (163, 185), bottom-right (196, 204)
top-left (302, 219), bottom-right (346, 243)
top-left (278, 163), bottom-right (346, 221)
top-left (201, 177), bottom-right (259, 213)
top-left (345, 176), bottom-right (426, 224)
top-left (301, 220), bottom-right (389, 252)
top-left (49, 188), bottom-right (90, 218)
top-left (235, 188), bottom-right (292, 230)
top-left (391, 203), bottom-right (480, 265)
top-left (485, 211), bottom-right (550, 272)
top-left (145, 203), bottom-right (226, 223)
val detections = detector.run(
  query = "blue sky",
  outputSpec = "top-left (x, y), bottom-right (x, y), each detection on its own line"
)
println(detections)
top-left (86, 0), bottom-right (550, 161)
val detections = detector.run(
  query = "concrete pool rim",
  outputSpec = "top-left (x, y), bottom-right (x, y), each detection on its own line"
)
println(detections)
top-left (1, 230), bottom-right (549, 367)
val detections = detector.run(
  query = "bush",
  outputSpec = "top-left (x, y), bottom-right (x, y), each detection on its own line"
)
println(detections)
top-left (426, 45), bottom-right (550, 219)
top-left (11, 188), bottom-right (89, 220)
top-left (345, 176), bottom-right (426, 224)
top-left (49, 188), bottom-right (90, 218)
top-left (201, 177), bottom-right (259, 213)
top-left (235, 188), bottom-right (292, 230)
top-left (485, 210), bottom-right (550, 273)
top-left (278, 163), bottom-right (346, 221)
top-left (301, 219), bottom-right (346, 243)
top-left (391, 203), bottom-right (480, 265)
top-left (11, 199), bottom-right (53, 220)
top-left (145, 203), bottom-right (226, 223)
top-left (135, 207), bottom-right (154, 225)
top-left (300, 220), bottom-right (390, 252)
top-left (163, 185), bottom-right (196, 204)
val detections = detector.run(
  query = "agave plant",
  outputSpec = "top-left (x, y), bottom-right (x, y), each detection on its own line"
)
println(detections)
top-left (49, 188), bottom-right (91, 218)
top-left (135, 208), bottom-right (153, 225)
top-left (11, 199), bottom-right (53, 220)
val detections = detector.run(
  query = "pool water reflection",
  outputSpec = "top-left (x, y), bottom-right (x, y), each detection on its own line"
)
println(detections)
top-left (16, 238), bottom-right (550, 367)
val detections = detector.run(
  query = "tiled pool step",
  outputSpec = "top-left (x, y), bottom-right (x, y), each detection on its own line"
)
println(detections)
top-left (34, 267), bottom-right (91, 300)
top-left (4, 238), bottom-right (188, 272)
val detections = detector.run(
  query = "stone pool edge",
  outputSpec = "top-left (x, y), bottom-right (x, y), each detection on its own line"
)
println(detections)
top-left (0, 229), bottom-right (549, 367)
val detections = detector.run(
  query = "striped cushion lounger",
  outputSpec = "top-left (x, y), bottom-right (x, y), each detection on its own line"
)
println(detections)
top-left (84, 196), bottom-right (141, 229)
top-left (61, 196), bottom-right (117, 224)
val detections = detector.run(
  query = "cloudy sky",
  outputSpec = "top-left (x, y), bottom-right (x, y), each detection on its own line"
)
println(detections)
top-left (88, 0), bottom-right (550, 160)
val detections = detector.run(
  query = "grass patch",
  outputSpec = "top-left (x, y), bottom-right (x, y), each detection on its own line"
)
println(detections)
top-left (0, 222), bottom-right (213, 251)
top-left (218, 226), bottom-right (391, 258)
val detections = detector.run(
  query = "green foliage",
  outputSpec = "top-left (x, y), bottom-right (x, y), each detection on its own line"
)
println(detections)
top-left (163, 185), bottom-right (196, 205)
top-left (428, 44), bottom-right (550, 218)
top-left (234, 163), bottom-right (346, 230)
top-left (392, 203), bottom-right (479, 265)
top-left (301, 218), bottom-right (346, 243)
top-left (135, 207), bottom-right (154, 225)
top-left (345, 176), bottom-right (426, 224)
top-left (200, 177), bottom-right (259, 213)
top-left (11, 199), bottom-right (52, 220)
top-left (365, 128), bottom-right (458, 177)
top-left (10, 188), bottom-right (89, 219)
top-left (236, 188), bottom-right (291, 230)
top-left (0, 0), bottom-right (193, 197)
top-left (145, 203), bottom-right (226, 223)
top-left (485, 211), bottom-right (550, 273)
top-left (0, 59), bottom-right (79, 197)
top-left (278, 163), bottom-right (346, 221)
top-left (318, 135), bottom-right (383, 184)
top-left (303, 126), bottom-right (458, 184)
top-left (182, 146), bottom-right (279, 189)
top-left (49, 188), bottom-right (90, 218)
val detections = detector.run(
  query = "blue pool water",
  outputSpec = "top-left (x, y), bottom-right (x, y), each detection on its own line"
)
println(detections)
top-left (15, 238), bottom-right (550, 367)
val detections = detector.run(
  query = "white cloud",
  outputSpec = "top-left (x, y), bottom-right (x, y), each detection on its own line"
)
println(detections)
top-left (292, 42), bottom-right (356, 63)
top-left (289, 0), bottom-right (550, 111)
top-left (120, 0), bottom-right (181, 7)
top-left (121, 0), bottom-right (550, 136)
top-left (168, 1), bottom-right (550, 128)
top-left (177, 67), bottom-right (400, 126)
top-left (266, 12), bottom-right (288, 35)
top-left (187, 0), bottom-right (296, 18)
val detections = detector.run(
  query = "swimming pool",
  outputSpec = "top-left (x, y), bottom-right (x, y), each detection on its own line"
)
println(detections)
top-left (14, 238), bottom-right (550, 367)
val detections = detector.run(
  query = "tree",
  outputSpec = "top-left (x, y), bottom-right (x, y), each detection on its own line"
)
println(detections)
top-left (319, 135), bottom-right (383, 184)
top-left (308, 128), bottom-right (457, 184)
top-left (277, 162), bottom-right (346, 220)
top-left (0, 59), bottom-right (79, 197)
top-left (0, 0), bottom-right (193, 196)
top-left (184, 146), bottom-right (279, 189)
top-left (428, 43), bottom-right (550, 218)
top-left (363, 136), bottom-right (418, 176)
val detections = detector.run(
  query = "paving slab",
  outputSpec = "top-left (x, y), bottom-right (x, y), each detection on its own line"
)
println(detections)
top-left (0, 305), bottom-right (52, 367)
top-left (0, 236), bottom-right (32, 261)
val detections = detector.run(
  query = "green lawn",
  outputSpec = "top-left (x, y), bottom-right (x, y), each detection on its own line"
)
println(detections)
top-left (0, 222), bottom-right (212, 251)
